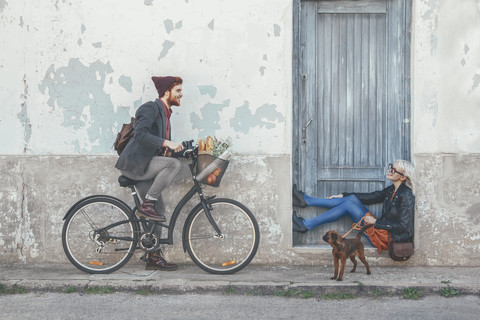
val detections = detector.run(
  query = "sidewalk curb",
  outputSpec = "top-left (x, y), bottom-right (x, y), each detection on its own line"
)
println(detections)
top-left (2, 280), bottom-right (474, 297)
top-left (1, 264), bottom-right (479, 297)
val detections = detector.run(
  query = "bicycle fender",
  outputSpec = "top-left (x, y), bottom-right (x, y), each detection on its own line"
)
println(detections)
top-left (62, 195), bottom-right (132, 220)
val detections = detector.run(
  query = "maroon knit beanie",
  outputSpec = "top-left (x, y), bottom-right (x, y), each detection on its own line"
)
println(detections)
top-left (151, 76), bottom-right (175, 98)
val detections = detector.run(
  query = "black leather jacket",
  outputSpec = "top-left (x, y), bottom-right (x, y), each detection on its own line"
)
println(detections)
top-left (344, 183), bottom-right (415, 243)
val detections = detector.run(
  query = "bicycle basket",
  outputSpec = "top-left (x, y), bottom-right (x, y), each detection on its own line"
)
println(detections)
top-left (195, 153), bottom-right (229, 187)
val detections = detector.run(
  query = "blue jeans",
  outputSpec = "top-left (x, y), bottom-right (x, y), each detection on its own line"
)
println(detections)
top-left (302, 194), bottom-right (372, 243)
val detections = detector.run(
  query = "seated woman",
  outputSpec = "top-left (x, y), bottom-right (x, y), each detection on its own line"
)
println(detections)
top-left (292, 160), bottom-right (416, 253)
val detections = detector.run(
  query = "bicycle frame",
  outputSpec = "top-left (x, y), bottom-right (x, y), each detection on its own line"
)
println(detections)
top-left (63, 149), bottom-right (224, 254)
top-left (124, 151), bottom-right (223, 249)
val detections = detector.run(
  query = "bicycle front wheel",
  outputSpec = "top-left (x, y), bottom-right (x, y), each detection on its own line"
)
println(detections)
top-left (62, 197), bottom-right (139, 274)
top-left (185, 198), bottom-right (260, 274)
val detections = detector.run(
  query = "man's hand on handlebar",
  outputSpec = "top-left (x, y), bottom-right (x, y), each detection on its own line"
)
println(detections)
top-left (171, 139), bottom-right (195, 158)
top-left (164, 140), bottom-right (184, 153)
top-left (182, 139), bottom-right (194, 150)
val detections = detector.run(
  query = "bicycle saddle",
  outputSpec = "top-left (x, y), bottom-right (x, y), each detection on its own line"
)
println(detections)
top-left (118, 175), bottom-right (137, 187)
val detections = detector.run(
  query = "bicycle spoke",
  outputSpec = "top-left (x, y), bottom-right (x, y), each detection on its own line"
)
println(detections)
top-left (80, 208), bottom-right (98, 230)
top-left (189, 235), bottom-right (217, 240)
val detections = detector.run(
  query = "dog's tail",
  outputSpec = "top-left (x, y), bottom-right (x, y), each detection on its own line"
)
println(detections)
top-left (356, 224), bottom-right (374, 240)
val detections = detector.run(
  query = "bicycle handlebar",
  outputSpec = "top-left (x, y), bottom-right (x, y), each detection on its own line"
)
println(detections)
top-left (170, 139), bottom-right (197, 158)
top-left (182, 147), bottom-right (198, 158)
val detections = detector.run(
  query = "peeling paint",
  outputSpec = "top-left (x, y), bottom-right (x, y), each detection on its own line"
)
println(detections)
top-left (422, 88), bottom-right (438, 127)
top-left (0, 0), bottom-right (7, 12)
top-left (37, 58), bottom-right (129, 153)
top-left (471, 74), bottom-right (480, 92)
top-left (420, 0), bottom-right (439, 55)
top-left (198, 85), bottom-right (217, 98)
top-left (208, 19), bottom-right (214, 30)
top-left (430, 35), bottom-right (438, 55)
top-left (190, 100), bottom-right (230, 136)
top-left (259, 66), bottom-right (266, 76)
top-left (273, 24), bottom-right (281, 37)
top-left (230, 102), bottom-right (285, 134)
top-left (54, 0), bottom-right (61, 10)
top-left (81, 24), bottom-right (86, 34)
top-left (421, 0), bottom-right (438, 20)
top-left (158, 40), bottom-right (174, 60)
top-left (144, 0), bottom-right (153, 6)
top-left (164, 19), bottom-right (174, 33)
top-left (164, 19), bottom-right (182, 34)
top-left (92, 42), bottom-right (102, 48)
top-left (17, 75), bottom-right (31, 153)
top-left (119, 75), bottom-right (132, 92)
top-left (134, 98), bottom-right (143, 109)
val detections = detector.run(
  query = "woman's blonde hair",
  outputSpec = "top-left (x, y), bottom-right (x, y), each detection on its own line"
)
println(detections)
top-left (395, 159), bottom-right (417, 194)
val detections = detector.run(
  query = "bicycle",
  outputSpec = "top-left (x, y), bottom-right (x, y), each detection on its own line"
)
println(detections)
top-left (61, 146), bottom-right (260, 275)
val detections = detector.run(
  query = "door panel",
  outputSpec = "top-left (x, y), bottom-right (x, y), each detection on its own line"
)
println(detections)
top-left (293, 0), bottom-right (411, 246)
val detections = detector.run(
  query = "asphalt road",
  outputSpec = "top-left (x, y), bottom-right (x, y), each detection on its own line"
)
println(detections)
top-left (0, 292), bottom-right (479, 320)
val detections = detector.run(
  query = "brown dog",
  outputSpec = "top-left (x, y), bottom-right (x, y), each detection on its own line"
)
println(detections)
top-left (322, 226), bottom-right (372, 281)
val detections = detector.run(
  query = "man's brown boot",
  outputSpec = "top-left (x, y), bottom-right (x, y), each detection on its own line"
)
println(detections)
top-left (136, 199), bottom-right (166, 222)
top-left (145, 251), bottom-right (178, 271)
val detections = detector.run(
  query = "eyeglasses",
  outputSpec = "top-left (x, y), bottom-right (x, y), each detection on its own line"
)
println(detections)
top-left (388, 163), bottom-right (405, 176)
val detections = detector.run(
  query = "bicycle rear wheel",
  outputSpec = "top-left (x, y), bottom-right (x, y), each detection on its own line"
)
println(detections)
top-left (185, 198), bottom-right (260, 274)
top-left (62, 197), bottom-right (139, 274)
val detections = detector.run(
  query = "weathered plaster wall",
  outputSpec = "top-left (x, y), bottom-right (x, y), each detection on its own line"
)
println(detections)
top-left (409, 0), bottom-right (480, 266)
top-left (0, 0), bottom-right (291, 155)
top-left (415, 155), bottom-right (480, 265)
top-left (412, 0), bottom-right (480, 153)
top-left (1, 0), bottom-right (480, 267)
top-left (0, 0), bottom-right (296, 265)
top-left (0, 155), bottom-right (293, 265)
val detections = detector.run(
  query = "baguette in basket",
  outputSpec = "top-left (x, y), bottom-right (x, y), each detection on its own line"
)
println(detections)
top-left (197, 136), bottom-right (214, 154)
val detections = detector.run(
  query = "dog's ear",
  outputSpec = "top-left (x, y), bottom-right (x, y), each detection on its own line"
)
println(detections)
top-left (331, 232), bottom-right (338, 246)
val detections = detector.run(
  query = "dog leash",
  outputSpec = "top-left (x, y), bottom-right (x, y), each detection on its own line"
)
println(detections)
top-left (343, 217), bottom-right (365, 238)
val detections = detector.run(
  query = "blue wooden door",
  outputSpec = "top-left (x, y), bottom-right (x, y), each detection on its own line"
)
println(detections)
top-left (293, 0), bottom-right (411, 246)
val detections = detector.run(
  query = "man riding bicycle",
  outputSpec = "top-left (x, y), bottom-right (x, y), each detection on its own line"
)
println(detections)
top-left (115, 76), bottom-right (185, 271)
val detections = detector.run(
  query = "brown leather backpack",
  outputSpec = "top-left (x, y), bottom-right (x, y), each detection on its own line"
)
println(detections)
top-left (113, 117), bottom-right (135, 155)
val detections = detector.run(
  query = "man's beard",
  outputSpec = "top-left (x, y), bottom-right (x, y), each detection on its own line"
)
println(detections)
top-left (168, 96), bottom-right (181, 106)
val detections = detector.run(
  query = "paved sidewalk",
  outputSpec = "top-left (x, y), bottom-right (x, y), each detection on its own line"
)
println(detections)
top-left (1, 263), bottom-right (479, 296)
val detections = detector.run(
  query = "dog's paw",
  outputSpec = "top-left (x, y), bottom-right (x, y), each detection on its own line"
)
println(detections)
top-left (367, 271), bottom-right (371, 275)
top-left (336, 278), bottom-right (343, 281)
top-left (330, 277), bottom-right (337, 280)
